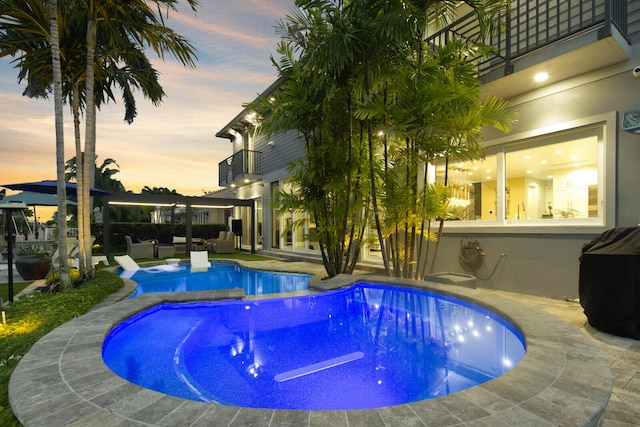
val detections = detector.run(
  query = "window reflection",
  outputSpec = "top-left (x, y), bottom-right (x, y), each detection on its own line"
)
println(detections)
top-left (433, 155), bottom-right (498, 221)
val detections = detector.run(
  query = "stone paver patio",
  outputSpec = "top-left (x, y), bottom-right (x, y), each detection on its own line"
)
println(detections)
top-left (8, 259), bottom-right (623, 426)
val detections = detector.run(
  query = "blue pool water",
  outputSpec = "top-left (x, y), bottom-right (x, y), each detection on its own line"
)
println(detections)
top-left (103, 283), bottom-right (526, 410)
top-left (121, 263), bottom-right (311, 297)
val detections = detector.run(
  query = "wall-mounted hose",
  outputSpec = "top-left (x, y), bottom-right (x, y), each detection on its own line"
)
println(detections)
top-left (459, 237), bottom-right (506, 280)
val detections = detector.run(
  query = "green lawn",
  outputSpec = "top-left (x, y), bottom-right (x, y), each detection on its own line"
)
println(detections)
top-left (0, 282), bottom-right (32, 304)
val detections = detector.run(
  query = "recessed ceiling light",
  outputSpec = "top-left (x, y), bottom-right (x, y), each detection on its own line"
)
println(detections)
top-left (534, 72), bottom-right (549, 82)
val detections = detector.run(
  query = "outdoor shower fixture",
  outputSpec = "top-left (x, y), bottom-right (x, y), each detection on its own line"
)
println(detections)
top-left (517, 201), bottom-right (526, 219)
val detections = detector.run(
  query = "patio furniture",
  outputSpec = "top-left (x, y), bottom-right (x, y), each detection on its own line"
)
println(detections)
top-left (172, 236), bottom-right (205, 255)
top-left (71, 255), bottom-right (109, 268)
top-left (115, 255), bottom-right (181, 279)
top-left (157, 245), bottom-right (175, 258)
top-left (125, 235), bottom-right (154, 259)
top-left (155, 233), bottom-right (175, 258)
top-left (190, 251), bottom-right (211, 272)
top-left (206, 231), bottom-right (225, 251)
top-left (114, 255), bottom-right (140, 271)
top-left (208, 231), bottom-right (236, 254)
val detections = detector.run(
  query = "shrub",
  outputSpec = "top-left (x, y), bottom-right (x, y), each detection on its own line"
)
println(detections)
top-left (45, 268), bottom-right (81, 285)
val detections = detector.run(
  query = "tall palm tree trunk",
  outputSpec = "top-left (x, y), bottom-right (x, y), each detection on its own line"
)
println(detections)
top-left (81, 13), bottom-right (97, 280)
top-left (50, 0), bottom-right (70, 287)
top-left (72, 84), bottom-right (87, 277)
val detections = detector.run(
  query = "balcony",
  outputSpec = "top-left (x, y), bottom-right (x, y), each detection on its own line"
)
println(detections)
top-left (426, 0), bottom-right (631, 98)
top-left (219, 150), bottom-right (263, 187)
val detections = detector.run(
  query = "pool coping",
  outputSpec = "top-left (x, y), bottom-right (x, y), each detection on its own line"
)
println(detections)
top-left (9, 274), bottom-right (612, 427)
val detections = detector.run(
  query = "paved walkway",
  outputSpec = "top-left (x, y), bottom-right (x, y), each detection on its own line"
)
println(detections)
top-left (491, 290), bottom-right (640, 426)
top-left (7, 258), bottom-right (639, 426)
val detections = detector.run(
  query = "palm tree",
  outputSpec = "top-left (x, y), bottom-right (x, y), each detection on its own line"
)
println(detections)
top-left (0, 0), bottom-right (199, 281)
top-left (77, 0), bottom-right (198, 280)
top-left (250, 12), bottom-right (371, 278)
top-left (65, 155), bottom-right (125, 219)
top-left (358, 39), bottom-right (516, 279)
top-left (0, 0), bottom-right (71, 286)
top-left (50, 0), bottom-right (71, 287)
top-left (268, 0), bottom-right (515, 278)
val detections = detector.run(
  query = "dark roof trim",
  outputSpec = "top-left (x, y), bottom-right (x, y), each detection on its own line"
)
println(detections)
top-left (215, 78), bottom-right (283, 141)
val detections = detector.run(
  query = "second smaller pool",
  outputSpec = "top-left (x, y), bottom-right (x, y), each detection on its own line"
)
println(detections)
top-left (122, 263), bottom-right (311, 297)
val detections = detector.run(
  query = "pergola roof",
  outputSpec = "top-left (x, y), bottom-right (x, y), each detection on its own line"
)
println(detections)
top-left (103, 192), bottom-right (255, 255)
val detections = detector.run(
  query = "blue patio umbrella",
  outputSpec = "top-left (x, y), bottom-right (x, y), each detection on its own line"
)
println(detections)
top-left (1, 180), bottom-right (109, 197)
top-left (2, 191), bottom-right (78, 207)
top-left (1, 191), bottom-right (78, 236)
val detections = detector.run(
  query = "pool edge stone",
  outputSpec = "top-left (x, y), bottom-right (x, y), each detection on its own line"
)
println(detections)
top-left (9, 274), bottom-right (612, 427)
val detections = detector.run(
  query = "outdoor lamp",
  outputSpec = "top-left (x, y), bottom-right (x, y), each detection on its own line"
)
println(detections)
top-left (0, 201), bottom-right (27, 302)
top-left (1, 300), bottom-right (5, 327)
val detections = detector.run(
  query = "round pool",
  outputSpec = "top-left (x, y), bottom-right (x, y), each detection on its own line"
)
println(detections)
top-left (102, 282), bottom-right (525, 410)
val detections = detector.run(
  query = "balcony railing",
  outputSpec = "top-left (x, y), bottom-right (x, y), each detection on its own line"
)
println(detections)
top-left (219, 149), bottom-right (263, 187)
top-left (426, 0), bottom-right (628, 77)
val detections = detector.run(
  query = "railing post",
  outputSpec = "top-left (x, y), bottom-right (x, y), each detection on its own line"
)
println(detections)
top-left (505, 11), bottom-right (514, 75)
top-left (600, 0), bottom-right (612, 38)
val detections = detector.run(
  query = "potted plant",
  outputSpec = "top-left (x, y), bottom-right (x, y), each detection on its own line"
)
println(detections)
top-left (15, 244), bottom-right (52, 281)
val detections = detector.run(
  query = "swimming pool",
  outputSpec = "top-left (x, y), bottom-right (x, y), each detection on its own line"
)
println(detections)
top-left (122, 262), bottom-right (311, 297)
top-left (102, 282), bottom-right (526, 410)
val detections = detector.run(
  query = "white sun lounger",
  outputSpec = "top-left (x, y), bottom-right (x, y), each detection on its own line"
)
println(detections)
top-left (115, 255), bottom-right (182, 279)
top-left (114, 255), bottom-right (140, 271)
top-left (190, 251), bottom-right (211, 272)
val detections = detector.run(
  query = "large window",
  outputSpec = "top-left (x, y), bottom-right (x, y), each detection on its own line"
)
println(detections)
top-left (276, 180), bottom-right (319, 253)
top-left (505, 136), bottom-right (598, 220)
top-left (431, 122), bottom-right (608, 228)
top-left (434, 155), bottom-right (498, 221)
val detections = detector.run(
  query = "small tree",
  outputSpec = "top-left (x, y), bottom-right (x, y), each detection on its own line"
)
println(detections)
top-left (260, 0), bottom-right (515, 279)
top-left (250, 33), bottom-right (371, 278)
top-left (362, 39), bottom-right (516, 279)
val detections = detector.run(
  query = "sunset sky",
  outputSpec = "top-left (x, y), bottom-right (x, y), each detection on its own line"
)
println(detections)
top-left (0, 0), bottom-right (296, 219)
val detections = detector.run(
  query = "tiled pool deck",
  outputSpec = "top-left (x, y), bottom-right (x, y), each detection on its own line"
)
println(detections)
top-left (8, 260), bottom-right (621, 426)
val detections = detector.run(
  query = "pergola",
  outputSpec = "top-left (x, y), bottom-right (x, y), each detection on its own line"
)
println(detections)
top-left (103, 192), bottom-right (256, 256)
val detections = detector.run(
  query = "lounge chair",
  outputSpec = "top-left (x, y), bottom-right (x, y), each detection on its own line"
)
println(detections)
top-left (114, 255), bottom-right (140, 271)
top-left (206, 231), bottom-right (225, 251)
top-left (125, 235), bottom-right (154, 259)
top-left (71, 256), bottom-right (109, 269)
top-left (190, 251), bottom-right (211, 272)
top-left (115, 255), bottom-right (181, 279)
top-left (211, 231), bottom-right (236, 254)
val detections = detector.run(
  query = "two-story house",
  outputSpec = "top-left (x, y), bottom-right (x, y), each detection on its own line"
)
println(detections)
top-left (216, 0), bottom-right (640, 299)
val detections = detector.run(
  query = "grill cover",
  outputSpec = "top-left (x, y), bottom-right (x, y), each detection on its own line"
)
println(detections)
top-left (579, 227), bottom-right (640, 339)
